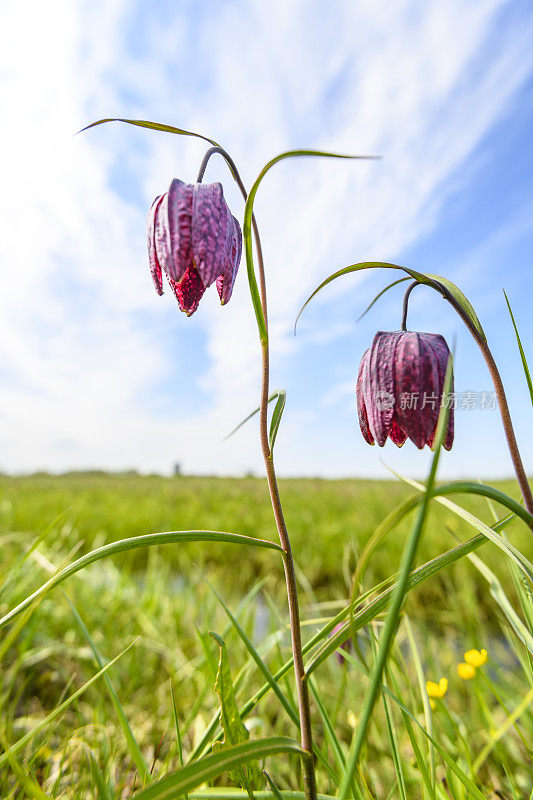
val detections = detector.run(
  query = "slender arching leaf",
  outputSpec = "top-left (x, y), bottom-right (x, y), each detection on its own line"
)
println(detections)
top-left (78, 118), bottom-right (219, 147)
top-left (243, 151), bottom-right (379, 342)
top-left (356, 276), bottom-right (411, 322)
top-left (388, 469), bottom-right (533, 583)
top-left (225, 391), bottom-right (283, 441)
top-left (434, 481), bottom-right (533, 529)
top-left (295, 262), bottom-right (485, 340)
top-left (423, 272), bottom-right (485, 338)
top-left (504, 289), bottom-right (533, 405)
top-left (0, 530), bottom-right (283, 630)
top-left (131, 738), bottom-right (307, 800)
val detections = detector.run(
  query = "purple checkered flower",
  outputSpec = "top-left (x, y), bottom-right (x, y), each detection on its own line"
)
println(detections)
top-left (357, 331), bottom-right (454, 450)
top-left (147, 179), bottom-right (242, 315)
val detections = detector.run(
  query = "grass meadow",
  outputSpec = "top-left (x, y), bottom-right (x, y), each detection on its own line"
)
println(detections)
top-left (1, 472), bottom-right (532, 798)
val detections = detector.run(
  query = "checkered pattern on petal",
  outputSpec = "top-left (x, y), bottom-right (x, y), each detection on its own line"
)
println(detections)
top-left (147, 195), bottom-right (164, 295)
top-left (192, 182), bottom-right (233, 288)
top-left (216, 215), bottom-right (243, 304)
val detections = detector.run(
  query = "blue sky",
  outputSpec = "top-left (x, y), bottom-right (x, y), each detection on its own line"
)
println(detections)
top-left (0, 0), bottom-right (532, 479)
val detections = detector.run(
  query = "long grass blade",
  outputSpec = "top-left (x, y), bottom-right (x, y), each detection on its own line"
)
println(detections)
top-left (472, 685), bottom-right (533, 774)
top-left (0, 642), bottom-right (135, 768)
top-left (503, 289), bottom-right (533, 405)
top-left (225, 392), bottom-right (283, 440)
top-left (0, 530), bottom-right (283, 630)
top-left (131, 738), bottom-right (307, 800)
top-left (389, 473), bottom-right (533, 582)
top-left (63, 592), bottom-right (151, 783)
top-left (356, 277), bottom-right (410, 322)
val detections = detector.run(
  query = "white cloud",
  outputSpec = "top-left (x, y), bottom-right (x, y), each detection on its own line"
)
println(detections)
top-left (0, 0), bottom-right (531, 476)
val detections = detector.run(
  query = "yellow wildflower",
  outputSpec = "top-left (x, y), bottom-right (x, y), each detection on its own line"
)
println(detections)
top-left (457, 662), bottom-right (476, 680)
top-left (464, 648), bottom-right (487, 667)
top-left (426, 677), bottom-right (448, 698)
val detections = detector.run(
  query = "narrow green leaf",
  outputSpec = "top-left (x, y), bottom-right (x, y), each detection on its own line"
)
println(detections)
top-left (0, 727), bottom-right (52, 800)
top-left (0, 642), bottom-right (135, 769)
top-left (269, 390), bottom-right (286, 452)
top-left (387, 664), bottom-right (437, 800)
top-left (209, 631), bottom-right (257, 800)
top-left (434, 481), bottom-right (533, 529)
top-left (263, 772), bottom-right (286, 800)
top-left (295, 262), bottom-right (485, 340)
top-left (244, 151), bottom-right (379, 342)
top-left (388, 679), bottom-right (485, 800)
top-left (307, 677), bottom-right (347, 791)
top-left (356, 277), bottom-right (411, 322)
top-left (78, 117), bottom-right (219, 146)
top-left (466, 549), bottom-right (533, 654)
top-left (225, 392), bottom-right (283, 441)
top-left (306, 526), bottom-right (509, 678)
top-left (389, 472), bottom-right (533, 583)
top-left (170, 680), bottom-right (187, 776)
top-left (504, 289), bottom-right (533, 405)
top-left (210, 632), bottom-right (251, 775)
top-left (351, 495), bottom-right (420, 588)
top-left (380, 673), bottom-right (407, 800)
top-left (403, 615), bottom-right (436, 795)
top-left (186, 790), bottom-right (336, 800)
top-left (472, 685), bottom-right (533, 774)
top-left (63, 592), bottom-right (151, 783)
top-left (131, 738), bottom-right (307, 800)
top-left (203, 580), bottom-right (297, 727)
top-left (87, 752), bottom-right (112, 800)
top-left (0, 511), bottom-right (66, 598)
top-left (0, 530), bottom-right (283, 630)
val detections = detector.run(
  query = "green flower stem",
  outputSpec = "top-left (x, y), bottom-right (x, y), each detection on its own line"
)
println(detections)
top-left (402, 279), bottom-right (533, 528)
top-left (199, 147), bottom-right (317, 800)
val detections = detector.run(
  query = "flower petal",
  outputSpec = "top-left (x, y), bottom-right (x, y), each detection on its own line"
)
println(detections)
top-left (424, 333), bottom-right (454, 451)
top-left (357, 349), bottom-right (375, 445)
top-left (155, 179), bottom-right (194, 282)
top-left (367, 332), bottom-right (402, 447)
top-left (394, 333), bottom-right (440, 448)
top-left (192, 182), bottom-right (233, 288)
top-left (216, 215), bottom-right (243, 305)
top-left (389, 416), bottom-right (407, 447)
top-left (147, 195), bottom-right (164, 295)
top-left (168, 264), bottom-right (206, 316)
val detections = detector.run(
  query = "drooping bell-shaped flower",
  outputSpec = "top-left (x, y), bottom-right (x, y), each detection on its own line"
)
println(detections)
top-left (147, 179), bottom-right (242, 315)
top-left (357, 331), bottom-right (454, 450)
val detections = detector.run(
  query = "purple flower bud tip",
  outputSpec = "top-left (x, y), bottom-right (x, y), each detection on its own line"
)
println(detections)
top-left (147, 179), bottom-right (242, 315)
top-left (357, 331), bottom-right (454, 451)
